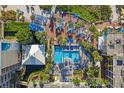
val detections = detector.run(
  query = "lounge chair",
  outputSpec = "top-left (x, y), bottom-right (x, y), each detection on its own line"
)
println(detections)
top-left (70, 46), bottom-right (73, 50)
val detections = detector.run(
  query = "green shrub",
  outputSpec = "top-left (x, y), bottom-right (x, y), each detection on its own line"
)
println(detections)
top-left (5, 21), bottom-right (29, 32)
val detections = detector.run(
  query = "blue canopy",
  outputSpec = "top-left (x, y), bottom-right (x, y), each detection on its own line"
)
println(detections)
top-left (67, 27), bottom-right (74, 33)
top-left (117, 28), bottom-right (121, 32)
top-left (29, 22), bottom-right (45, 32)
top-left (32, 14), bottom-right (48, 26)
top-left (67, 37), bottom-right (74, 43)
top-left (73, 13), bottom-right (80, 18)
top-left (81, 47), bottom-right (91, 59)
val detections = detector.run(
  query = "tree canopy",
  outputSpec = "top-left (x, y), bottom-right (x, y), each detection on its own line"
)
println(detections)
top-left (58, 35), bottom-right (67, 46)
top-left (100, 6), bottom-right (112, 21)
top-left (35, 32), bottom-right (47, 45)
top-left (0, 10), bottom-right (16, 21)
top-left (16, 28), bottom-right (33, 45)
top-left (56, 5), bottom-right (112, 23)
top-left (5, 21), bottom-right (29, 32)
top-left (39, 5), bottom-right (52, 11)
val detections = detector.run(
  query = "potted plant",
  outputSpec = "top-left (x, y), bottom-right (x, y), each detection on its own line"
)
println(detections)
top-left (72, 78), bottom-right (81, 87)
top-left (33, 81), bottom-right (37, 88)
top-left (39, 81), bottom-right (44, 88)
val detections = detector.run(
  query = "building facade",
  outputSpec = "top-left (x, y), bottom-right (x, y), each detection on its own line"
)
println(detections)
top-left (0, 41), bottom-right (21, 88)
top-left (113, 56), bottom-right (124, 87)
top-left (99, 32), bottom-right (124, 88)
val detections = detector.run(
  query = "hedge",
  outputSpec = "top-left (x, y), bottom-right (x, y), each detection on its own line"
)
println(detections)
top-left (5, 21), bottom-right (29, 32)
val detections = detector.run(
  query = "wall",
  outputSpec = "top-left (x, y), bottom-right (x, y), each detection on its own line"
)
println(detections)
top-left (113, 56), bottom-right (124, 88)
top-left (1, 42), bottom-right (20, 69)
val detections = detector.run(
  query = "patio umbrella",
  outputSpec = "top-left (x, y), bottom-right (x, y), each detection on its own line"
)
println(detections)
top-left (67, 37), bottom-right (74, 43)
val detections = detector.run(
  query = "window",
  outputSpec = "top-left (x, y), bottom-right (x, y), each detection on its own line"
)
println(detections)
top-left (6, 82), bottom-right (8, 87)
top-left (4, 74), bottom-right (7, 81)
top-left (1, 77), bottom-right (3, 83)
top-left (3, 84), bottom-right (5, 88)
top-left (117, 60), bottom-right (123, 66)
top-left (8, 73), bottom-right (10, 79)
top-left (2, 68), bottom-right (6, 74)
top-left (5, 68), bottom-right (8, 72)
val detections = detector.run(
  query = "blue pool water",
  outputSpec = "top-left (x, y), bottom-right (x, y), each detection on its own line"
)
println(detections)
top-left (54, 46), bottom-right (80, 64)
top-left (2, 43), bottom-right (11, 51)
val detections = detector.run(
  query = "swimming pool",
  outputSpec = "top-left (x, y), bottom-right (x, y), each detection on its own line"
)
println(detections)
top-left (54, 45), bottom-right (80, 64)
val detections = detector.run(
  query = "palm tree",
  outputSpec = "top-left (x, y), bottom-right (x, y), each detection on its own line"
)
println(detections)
top-left (75, 22), bottom-right (84, 29)
top-left (103, 79), bottom-right (110, 87)
top-left (90, 79), bottom-right (97, 88)
top-left (92, 50), bottom-right (103, 61)
top-left (83, 67), bottom-right (88, 79)
top-left (1, 5), bottom-right (7, 11)
top-left (35, 32), bottom-right (47, 45)
top-left (58, 35), bottom-right (67, 46)
top-left (87, 68), bottom-right (94, 79)
top-left (30, 6), bottom-right (35, 14)
top-left (92, 50), bottom-right (103, 79)
top-left (79, 40), bottom-right (93, 52)
top-left (39, 71), bottom-right (49, 84)
top-left (26, 5), bottom-right (30, 13)
top-left (30, 15), bottom-right (35, 22)
top-left (72, 78), bottom-right (81, 87)
top-left (0, 6), bottom-right (7, 39)
top-left (16, 28), bottom-right (33, 45)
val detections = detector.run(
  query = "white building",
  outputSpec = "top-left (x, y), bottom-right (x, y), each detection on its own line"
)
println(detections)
top-left (22, 45), bottom-right (45, 77)
top-left (0, 41), bottom-right (21, 88)
top-left (22, 45), bottom-right (45, 65)
top-left (99, 32), bottom-right (124, 88)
